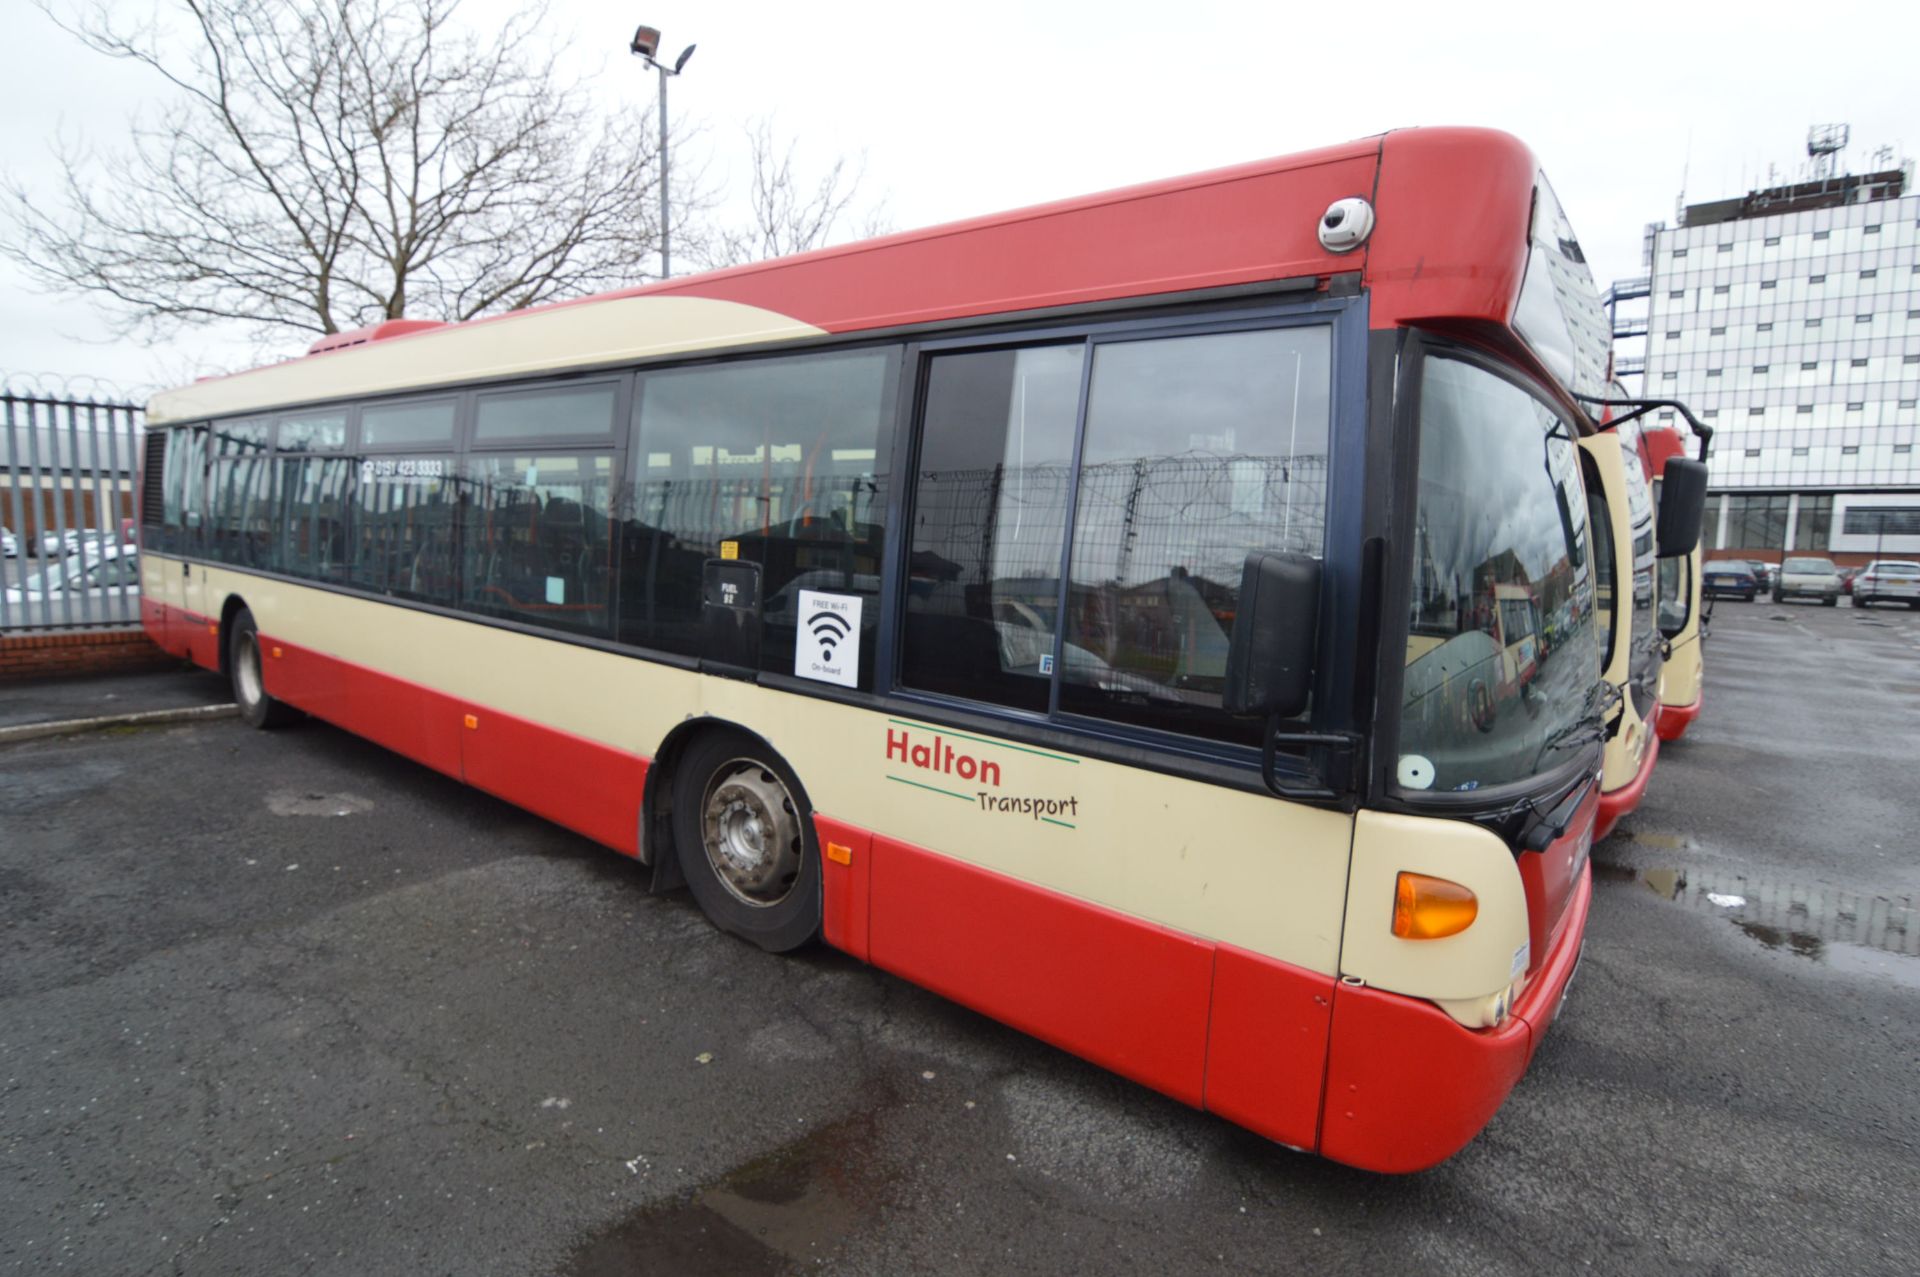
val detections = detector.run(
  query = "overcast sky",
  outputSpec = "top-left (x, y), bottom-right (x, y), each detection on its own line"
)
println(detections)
top-left (3, 0), bottom-right (1916, 401)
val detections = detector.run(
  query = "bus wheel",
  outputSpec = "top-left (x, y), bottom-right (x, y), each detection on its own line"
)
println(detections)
top-left (228, 609), bottom-right (296, 729)
top-left (672, 730), bottom-right (820, 953)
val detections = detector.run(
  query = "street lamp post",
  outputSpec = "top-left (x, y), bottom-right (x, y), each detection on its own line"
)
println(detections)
top-left (629, 25), bottom-right (696, 279)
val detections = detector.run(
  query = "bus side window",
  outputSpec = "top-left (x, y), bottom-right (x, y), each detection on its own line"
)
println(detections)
top-left (460, 451), bottom-right (616, 637)
top-left (275, 413), bottom-right (351, 581)
top-left (621, 348), bottom-right (895, 679)
top-left (900, 344), bottom-right (1085, 714)
top-left (1056, 326), bottom-right (1331, 743)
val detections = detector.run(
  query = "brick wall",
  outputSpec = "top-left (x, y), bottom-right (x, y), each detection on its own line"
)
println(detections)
top-left (0, 628), bottom-right (181, 683)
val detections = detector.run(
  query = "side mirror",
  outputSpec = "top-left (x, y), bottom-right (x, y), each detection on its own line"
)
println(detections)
top-left (1224, 551), bottom-right (1320, 719)
top-left (1656, 457), bottom-right (1708, 557)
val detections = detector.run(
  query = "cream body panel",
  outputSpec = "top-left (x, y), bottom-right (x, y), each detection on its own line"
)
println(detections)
top-left (1658, 548), bottom-right (1704, 709)
top-left (188, 563), bottom-right (1356, 976)
top-left (1581, 434), bottom-right (1653, 790)
top-left (146, 298), bottom-right (827, 424)
top-left (1339, 810), bottom-right (1530, 1003)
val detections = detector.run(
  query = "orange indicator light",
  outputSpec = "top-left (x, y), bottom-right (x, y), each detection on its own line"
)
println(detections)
top-left (272, 646), bottom-right (283, 659)
top-left (1391, 872), bottom-right (1478, 939)
top-left (463, 714), bottom-right (479, 730)
top-left (826, 842), bottom-right (852, 866)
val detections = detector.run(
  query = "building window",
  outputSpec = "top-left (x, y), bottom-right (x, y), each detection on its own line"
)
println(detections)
top-left (1897, 445), bottom-right (1914, 455)
top-left (1904, 355), bottom-right (1918, 364)
top-left (1814, 230), bottom-right (1830, 240)
top-left (1703, 409), bottom-right (1720, 418)
top-left (1725, 494), bottom-right (1791, 549)
top-left (1844, 507), bottom-right (1920, 536)
top-left (1852, 358), bottom-right (1869, 367)
top-left (1663, 371), bottom-right (1677, 381)
top-left (1748, 407), bottom-right (1765, 416)
top-left (1758, 322), bottom-right (1773, 332)
top-left (1761, 280), bottom-right (1777, 290)
top-left (1903, 400), bottom-right (1918, 410)
top-left (1810, 274), bottom-right (1826, 284)
top-left (1669, 289), bottom-right (1685, 299)
top-left (1708, 369), bottom-right (1723, 378)
top-left (1795, 495), bottom-right (1832, 549)
top-left (1857, 315), bottom-right (1872, 324)
top-left (1842, 446), bottom-right (1860, 456)
top-left (1711, 325), bottom-right (1727, 336)
top-left (1754, 365), bottom-right (1769, 374)
top-left (1717, 243), bottom-right (1733, 253)
top-left (1673, 248), bottom-right (1690, 258)
top-left (1764, 235), bottom-right (1781, 246)
top-left (1848, 402), bottom-right (1864, 411)
top-left (1745, 448), bottom-right (1762, 457)
top-left (1865, 224), bottom-right (1881, 235)
top-left (1807, 319), bottom-right (1823, 329)
top-left (1793, 446), bottom-right (1810, 457)
top-left (1862, 269), bottom-right (1878, 280)
top-left (1714, 284), bottom-right (1730, 295)
top-left (1665, 330), bottom-right (1681, 339)
top-left (1802, 361), bottom-right (1818, 370)
top-left (1797, 405), bottom-right (1813, 414)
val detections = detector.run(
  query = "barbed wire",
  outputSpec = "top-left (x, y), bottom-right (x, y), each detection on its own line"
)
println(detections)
top-left (0, 371), bottom-right (156, 406)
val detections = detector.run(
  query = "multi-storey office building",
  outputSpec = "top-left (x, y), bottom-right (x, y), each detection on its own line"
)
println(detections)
top-left (1632, 163), bottom-right (1919, 564)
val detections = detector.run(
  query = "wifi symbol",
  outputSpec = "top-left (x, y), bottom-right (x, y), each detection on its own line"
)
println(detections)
top-left (808, 610), bottom-right (852, 653)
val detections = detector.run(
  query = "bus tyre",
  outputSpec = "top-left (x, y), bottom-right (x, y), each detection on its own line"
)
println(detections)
top-left (672, 730), bottom-right (821, 953)
top-left (228, 609), bottom-right (295, 729)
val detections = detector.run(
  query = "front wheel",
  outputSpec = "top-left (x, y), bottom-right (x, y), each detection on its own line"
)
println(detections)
top-left (228, 609), bottom-right (296, 729)
top-left (672, 729), bottom-right (821, 953)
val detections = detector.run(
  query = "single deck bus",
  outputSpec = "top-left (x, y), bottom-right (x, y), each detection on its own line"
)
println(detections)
top-left (1643, 424), bottom-right (1708, 740)
top-left (138, 128), bottom-right (1699, 1172)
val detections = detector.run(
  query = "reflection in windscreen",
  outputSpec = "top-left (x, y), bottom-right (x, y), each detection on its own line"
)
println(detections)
top-left (1400, 358), bottom-right (1600, 793)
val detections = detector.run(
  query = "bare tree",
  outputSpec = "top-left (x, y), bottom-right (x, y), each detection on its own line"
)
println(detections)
top-left (706, 118), bottom-right (891, 267)
top-left (3, 0), bottom-right (682, 343)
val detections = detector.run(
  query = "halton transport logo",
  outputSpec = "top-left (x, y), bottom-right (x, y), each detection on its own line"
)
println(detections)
top-left (882, 719), bottom-right (1082, 829)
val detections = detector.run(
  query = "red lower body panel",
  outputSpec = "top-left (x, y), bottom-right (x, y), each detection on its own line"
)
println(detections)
top-left (814, 816), bottom-right (873, 962)
top-left (1656, 693), bottom-right (1701, 742)
top-left (1318, 865), bottom-right (1591, 1173)
top-left (867, 836), bottom-right (1218, 1107)
top-left (1203, 945), bottom-right (1337, 1149)
top-left (261, 636), bottom-right (647, 855)
top-left (1595, 729), bottom-right (1660, 842)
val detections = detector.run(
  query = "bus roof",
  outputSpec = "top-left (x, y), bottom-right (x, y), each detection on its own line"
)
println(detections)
top-left (148, 126), bottom-right (1601, 425)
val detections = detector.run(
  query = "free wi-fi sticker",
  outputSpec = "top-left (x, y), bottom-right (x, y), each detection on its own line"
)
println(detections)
top-left (795, 590), bottom-right (862, 688)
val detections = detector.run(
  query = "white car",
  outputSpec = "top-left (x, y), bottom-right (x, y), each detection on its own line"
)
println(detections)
top-left (2, 544), bottom-right (141, 624)
top-left (1853, 559), bottom-right (1920, 609)
top-left (38, 527), bottom-right (114, 558)
top-left (1772, 556), bottom-right (1843, 606)
top-left (1, 525), bottom-right (16, 558)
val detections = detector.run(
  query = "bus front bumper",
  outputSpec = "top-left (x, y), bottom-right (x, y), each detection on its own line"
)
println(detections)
top-left (1316, 864), bottom-right (1592, 1174)
top-left (1655, 692), bottom-right (1701, 742)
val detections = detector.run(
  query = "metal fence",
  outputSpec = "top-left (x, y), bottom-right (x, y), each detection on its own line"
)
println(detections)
top-left (0, 392), bottom-right (146, 632)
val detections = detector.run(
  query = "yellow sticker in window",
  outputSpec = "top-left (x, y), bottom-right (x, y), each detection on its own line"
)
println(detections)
top-left (720, 541), bottom-right (739, 560)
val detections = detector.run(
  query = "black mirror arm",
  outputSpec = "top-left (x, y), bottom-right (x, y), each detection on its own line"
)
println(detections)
top-left (1571, 392), bottom-right (1714, 463)
top-left (1260, 721), bottom-right (1362, 802)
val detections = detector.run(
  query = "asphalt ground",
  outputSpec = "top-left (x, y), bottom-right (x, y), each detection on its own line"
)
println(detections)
top-left (1, 602), bottom-right (1916, 1276)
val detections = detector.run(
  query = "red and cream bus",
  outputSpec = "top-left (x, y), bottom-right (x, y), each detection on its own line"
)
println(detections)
top-left (138, 128), bottom-right (1673, 1172)
top-left (1643, 424), bottom-right (1707, 740)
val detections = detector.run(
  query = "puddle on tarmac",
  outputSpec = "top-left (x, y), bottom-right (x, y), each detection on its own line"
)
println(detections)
top-left (561, 1110), bottom-right (888, 1277)
top-left (1596, 856), bottom-right (1918, 986)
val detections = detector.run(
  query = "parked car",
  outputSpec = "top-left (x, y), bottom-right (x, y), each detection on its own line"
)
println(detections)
top-left (1852, 559), bottom-right (1920, 609)
top-left (36, 527), bottom-right (115, 559)
top-left (2, 544), bottom-right (141, 624)
top-left (1703, 561), bottom-right (1759, 601)
top-left (1773, 556), bottom-right (1843, 606)
top-left (1, 525), bottom-right (16, 558)
top-left (1840, 565), bottom-right (1860, 595)
top-left (1745, 560), bottom-right (1775, 591)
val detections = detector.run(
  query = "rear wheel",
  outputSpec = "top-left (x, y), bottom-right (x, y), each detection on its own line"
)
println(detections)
top-left (228, 609), bottom-right (296, 729)
top-left (1823, 595), bottom-right (1837, 607)
top-left (672, 729), bottom-right (821, 953)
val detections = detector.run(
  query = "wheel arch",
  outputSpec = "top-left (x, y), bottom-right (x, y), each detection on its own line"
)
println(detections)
top-left (639, 714), bottom-right (817, 895)
top-left (216, 593), bottom-right (253, 677)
